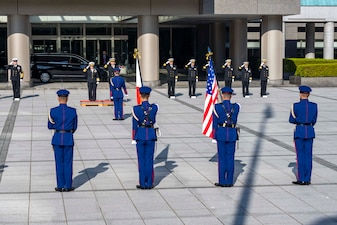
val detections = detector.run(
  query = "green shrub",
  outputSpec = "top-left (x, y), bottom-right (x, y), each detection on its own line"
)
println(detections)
top-left (295, 63), bottom-right (337, 77)
top-left (284, 58), bottom-right (337, 76)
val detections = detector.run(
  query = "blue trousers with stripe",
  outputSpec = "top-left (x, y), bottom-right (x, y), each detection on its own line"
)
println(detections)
top-left (217, 141), bottom-right (236, 185)
top-left (113, 97), bottom-right (123, 119)
top-left (295, 138), bottom-right (313, 182)
top-left (53, 145), bottom-right (74, 189)
top-left (136, 140), bottom-right (155, 188)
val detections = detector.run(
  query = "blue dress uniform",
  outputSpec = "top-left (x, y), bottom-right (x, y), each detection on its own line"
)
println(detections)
top-left (289, 86), bottom-right (318, 185)
top-left (111, 68), bottom-right (128, 120)
top-left (132, 87), bottom-right (158, 189)
top-left (212, 87), bottom-right (240, 187)
top-left (48, 90), bottom-right (78, 192)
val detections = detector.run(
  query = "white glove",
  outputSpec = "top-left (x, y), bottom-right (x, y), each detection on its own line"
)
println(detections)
top-left (212, 139), bottom-right (217, 144)
top-left (131, 140), bottom-right (137, 145)
top-left (175, 79), bottom-right (177, 82)
top-left (96, 81), bottom-right (99, 85)
top-left (196, 78), bottom-right (198, 82)
top-left (10, 62), bottom-right (13, 65)
top-left (249, 79), bottom-right (252, 83)
top-left (232, 79), bottom-right (234, 82)
top-left (267, 79), bottom-right (269, 83)
top-left (125, 94), bottom-right (128, 97)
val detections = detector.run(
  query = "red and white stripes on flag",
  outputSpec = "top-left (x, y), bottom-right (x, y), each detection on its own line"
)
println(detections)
top-left (135, 57), bottom-right (143, 105)
top-left (202, 58), bottom-right (219, 138)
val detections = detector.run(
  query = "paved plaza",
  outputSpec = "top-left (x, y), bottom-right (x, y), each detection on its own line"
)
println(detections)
top-left (0, 81), bottom-right (337, 225)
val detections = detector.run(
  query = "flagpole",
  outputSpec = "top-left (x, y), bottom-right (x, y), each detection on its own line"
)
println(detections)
top-left (133, 48), bottom-right (143, 105)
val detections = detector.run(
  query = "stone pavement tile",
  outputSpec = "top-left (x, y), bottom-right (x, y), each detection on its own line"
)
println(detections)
top-left (142, 217), bottom-right (184, 225)
top-left (67, 220), bottom-right (107, 225)
top-left (290, 213), bottom-right (337, 225)
top-left (251, 213), bottom-right (302, 225)
top-left (29, 213), bottom-right (66, 223)
top-left (103, 211), bottom-right (141, 220)
top-left (0, 214), bottom-right (29, 225)
top-left (180, 216), bottom-right (224, 225)
top-left (105, 219), bottom-right (145, 225)
top-left (127, 190), bottom-right (172, 212)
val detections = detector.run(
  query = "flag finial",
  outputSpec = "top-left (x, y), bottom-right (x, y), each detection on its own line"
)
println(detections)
top-left (206, 47), bottom-right (213, 60)
top-left (133, 48), bottom-right (141, 59)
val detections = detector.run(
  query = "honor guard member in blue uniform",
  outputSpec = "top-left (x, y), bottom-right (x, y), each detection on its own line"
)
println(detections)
top-left (111, 68), bottom-right (128, 120)
top-left (222, 59), bottom-right (234, 88)
top-left (289, 85), bottom-right (318, 185)
top-left (6, 58), bottom-right (24, 100)
top-left (259, 59), bottom-right (269, 97)
top-left (132, 86), bottom-right (158, 189)
top-left (185, 59), bottom-right (198, 98)
top-left (164, 58), bottom-right (178, 98)
top-left (83, 62), bottom-right (100, 101)
top-left (104, 57), bottom-right (118, 100)
top-left (238, 62), bottom-right (252, 98)
top-left (48, 89), bottom-right (78, 192)
top-left (212, 87), bottom-right (240, 187)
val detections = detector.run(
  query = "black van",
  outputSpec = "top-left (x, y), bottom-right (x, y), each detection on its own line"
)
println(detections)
top-left (31, 53), bottom-right (106, 83)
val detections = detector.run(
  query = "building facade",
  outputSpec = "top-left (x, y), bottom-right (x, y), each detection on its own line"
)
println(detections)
top-left (2, 1), bottom-right (335, 86)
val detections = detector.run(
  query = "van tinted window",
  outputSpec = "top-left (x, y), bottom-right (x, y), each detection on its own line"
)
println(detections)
top-left (35, 55), bottom-right (69, 63)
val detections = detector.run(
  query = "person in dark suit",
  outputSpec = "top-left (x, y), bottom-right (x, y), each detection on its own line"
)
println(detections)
top-left (259, 59), bottom-right (269, 97)
top-left (238, 61), bottom-right (252, 98)
top-left (83, 62), bottom-right (100, 101)
top-left (101, 50), bottom-right (109, 65)
top-left (164, 58), bottom-right (178, 98)
top-left (111, 68), bottom-right (128, 120)
top-left (48, 89), bottom-right (78, 192)
top-left (212, 87), bottom-right (240, 187)
top-left (289, 85), bottom-right (318, 185)
top-left (186, 59), bottom-right (198, 98)
top-left (132, 86), bottom-right (159, 189)
top-left (5, 58), bottom-right (24, 100)
top-left (222, 59), bottom-right (234, 88)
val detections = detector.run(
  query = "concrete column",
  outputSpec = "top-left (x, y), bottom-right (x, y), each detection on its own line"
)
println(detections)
top-left (261, 15), bottom-right (283, 84)
top-left (305, 22), bottom-right (315, 58)
top-left (229, 19), bottom-right (247, 76)
top-left (323, 21), bottom-right (334, 59)
top-left (7, 15), bottom-right (31, 87)
top-left (137, 15), bottom-right (159, 87)
top-left (211, 22), bottom-right (226, 72)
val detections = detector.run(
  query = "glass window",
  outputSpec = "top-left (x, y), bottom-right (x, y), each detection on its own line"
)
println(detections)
top-left (32, 27), bottom-right (57, 35)
top-left (114, 27), bottom-right (128, 35)
top-left (61, 27), bottom-right (82, 35)
top-left (86, 27), bottom-right (111, 35)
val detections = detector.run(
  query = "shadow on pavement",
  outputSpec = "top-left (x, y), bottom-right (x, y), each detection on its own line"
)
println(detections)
top-left (73, 162), bottom-right (109, 189)
top-left (153, 144), bottom-right (177, 186)
top-left (233, 103), bottom-right (274, 225)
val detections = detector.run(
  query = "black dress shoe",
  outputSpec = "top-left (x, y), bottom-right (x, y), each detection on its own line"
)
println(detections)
top-left (145, 185), bottom-right (154, 189)
top-left (136, 185), bottom-right (145, 189)
top-left (55, 187), bottom-right (63, 192)
top-left (224, 184), bottom-right (233, 187)
top-left (214, 183), bottom-right (225, 187)
top-left (113, 118), bottom-right (118, 120)
top-left (119, 118), bottom-right (124, 120)
top-left (292, 181), bottom-right (306, 185)
top-left (63, 187), bottom-right (75, 192)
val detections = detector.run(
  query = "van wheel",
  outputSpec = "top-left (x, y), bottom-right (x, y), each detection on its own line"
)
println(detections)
top-left (40, 72), bottom-right (51, 83)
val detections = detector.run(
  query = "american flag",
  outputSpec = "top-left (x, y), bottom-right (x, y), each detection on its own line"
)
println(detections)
top-left (135, 57), bottom-right (143, 104)
top-left (202, 57), bottom-right (219, 138)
